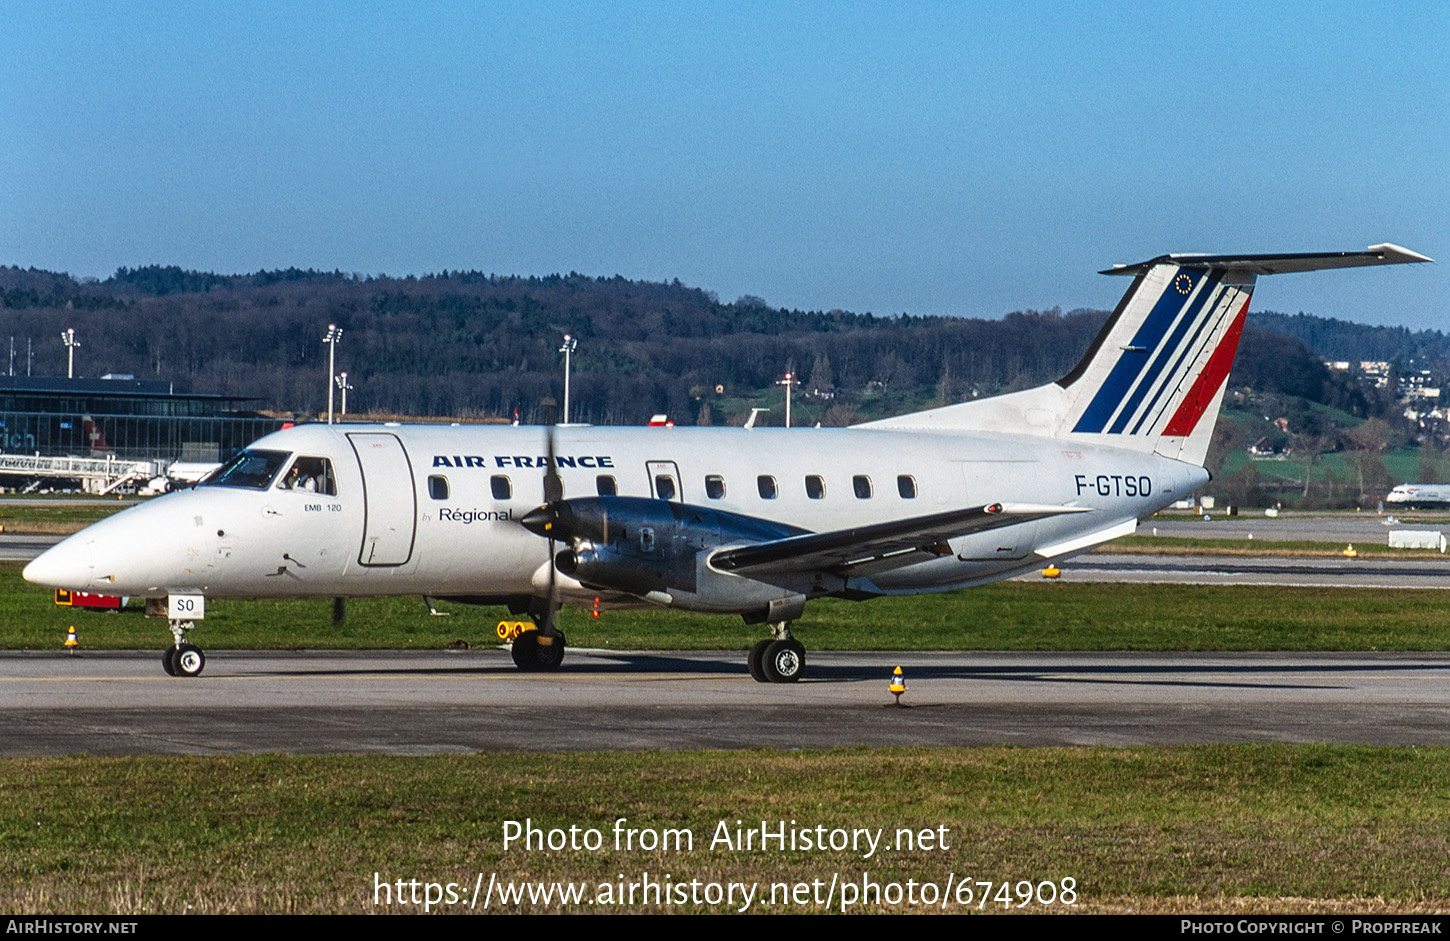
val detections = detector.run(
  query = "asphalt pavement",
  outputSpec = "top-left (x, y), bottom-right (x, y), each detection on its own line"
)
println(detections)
top-left (6, 648), bottom-right (1449, 755)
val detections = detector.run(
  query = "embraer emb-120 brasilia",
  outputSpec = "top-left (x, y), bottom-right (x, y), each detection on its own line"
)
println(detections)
top-left (24, 244), bottom-right (1431, 681)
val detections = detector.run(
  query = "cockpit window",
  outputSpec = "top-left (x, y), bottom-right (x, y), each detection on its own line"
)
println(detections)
top-left (278, 456), bottom-right (337, 496)
top-left (203, 449), bottom-right (290, 490)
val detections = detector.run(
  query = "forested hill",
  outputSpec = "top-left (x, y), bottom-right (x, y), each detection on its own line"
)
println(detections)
top-left (0, 263), bottom-right (1424, 427)
top-left (1251, 311), bottom-right (1450, 365)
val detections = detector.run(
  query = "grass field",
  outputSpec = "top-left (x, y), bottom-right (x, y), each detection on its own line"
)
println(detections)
top-left (13, 562), bottom-right (1450, 653)
top-left (4, 747), bottom-right (1449, 914)
top-left (0, 499), bottom-right (133, 534)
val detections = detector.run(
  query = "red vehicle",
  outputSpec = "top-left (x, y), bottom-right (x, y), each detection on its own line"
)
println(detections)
top-left (54, 589), bottom-right (124, 610)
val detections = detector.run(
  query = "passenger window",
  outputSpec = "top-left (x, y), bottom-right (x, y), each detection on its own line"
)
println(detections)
top-left (655, 475), bottom-right (677, 500)
top-left (279, 456), bottom-right (337, 496)
top-left (757, 475), bottom-right (777, 499)
top-left (705, 475), bottom-right (726, 499)
top-left (491, 475), bottom-right (512, 500)
top-left (805, 475), bottom-right (825, 499)
top-left (596, 475), bottom-right (617, 496)
top-left (897, 475), bottom-right (917, 499)
top-left (853, 475), bottom-right (872, 499)
top-left (428, 475), bottom-right (449, 500)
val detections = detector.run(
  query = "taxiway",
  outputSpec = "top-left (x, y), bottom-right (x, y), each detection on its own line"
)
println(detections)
top-left (1037, 552), bottom-right (1450, 587)
top-left (5, 648), bottom-right (1450, 755)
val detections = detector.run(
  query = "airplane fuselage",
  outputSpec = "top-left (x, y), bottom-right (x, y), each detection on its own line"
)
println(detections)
top-left (27, 421), bottom-right (1205, 606)
top-left (21, 243), bottom-right (1427, 680)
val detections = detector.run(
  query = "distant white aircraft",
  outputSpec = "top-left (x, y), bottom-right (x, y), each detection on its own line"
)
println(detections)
top-left (24, 245), bottom-right (1430, 680)
top-left (139, 461), bottom-right (225, 495)
top-left (1386, 483), bottom-right (1450, 510)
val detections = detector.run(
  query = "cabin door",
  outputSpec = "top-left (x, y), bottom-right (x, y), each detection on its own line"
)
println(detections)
top-left (348, 432), bottom-right (417, 566)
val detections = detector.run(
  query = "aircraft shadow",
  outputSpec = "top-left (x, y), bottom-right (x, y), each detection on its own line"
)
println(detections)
top-left (230, 650), bottom-right (1450, 692)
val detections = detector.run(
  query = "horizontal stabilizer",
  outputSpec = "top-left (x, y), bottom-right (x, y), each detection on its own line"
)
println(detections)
top-left (711, 502), bottom-right (1088, 577)
top-left (1102, 244), bottom-right (1432, 277)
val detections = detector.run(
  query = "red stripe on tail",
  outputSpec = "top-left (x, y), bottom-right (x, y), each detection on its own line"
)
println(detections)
top-left (1161, 294), bottom-right (1251, 437)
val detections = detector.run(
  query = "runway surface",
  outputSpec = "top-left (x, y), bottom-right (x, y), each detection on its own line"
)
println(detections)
top-left (0, 534), bottom-right (62, 562)
top-left (6, 648), bottom-right (1450, 755)
top-left (1145, 513), bottom-right (1447, 542)
top-left (1036, 552), bottom-right (1450, 587)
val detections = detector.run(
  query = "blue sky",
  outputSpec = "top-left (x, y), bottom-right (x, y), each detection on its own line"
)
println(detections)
top-left (2, 1), bottom-right (1445, 328)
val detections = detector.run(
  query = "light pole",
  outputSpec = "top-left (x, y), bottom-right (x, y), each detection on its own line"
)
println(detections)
top-left (323, 324), bottom-right (343, 424)
top-left (776, 371), bottom-right (798, 427)
top-left (335, 371), bottom-right (353, 416)
top-left (558, 334), bottom-right (578, 424)
top-left (61, 328), bottom-right (80, 379)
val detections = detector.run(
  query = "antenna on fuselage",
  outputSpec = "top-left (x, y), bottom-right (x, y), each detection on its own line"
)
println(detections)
top-left (744, 407), bottom-right (769, 430)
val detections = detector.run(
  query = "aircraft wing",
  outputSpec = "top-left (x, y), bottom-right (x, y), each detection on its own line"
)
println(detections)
top-left (710, 502), bottom-right (1088, 578)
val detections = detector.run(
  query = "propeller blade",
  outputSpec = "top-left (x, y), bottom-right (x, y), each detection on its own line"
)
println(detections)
top-left (542, 422), bottom-right (561, 632)
top-left (543, 421), bottom-right (563, 504)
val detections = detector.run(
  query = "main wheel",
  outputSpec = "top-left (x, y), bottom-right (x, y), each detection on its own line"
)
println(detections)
top-left (511, 631), bottom-right (566, 671)
top-left (747, 639), bottom-right (772, 683)
top-left (511, 631), bottom-right (539, 670)
top-left (534, 630), bottom-right (565, 671)
top-left (161, 645), bottom-right (179, 676)
top-left (174, 643), bottom-right (205, 677)
top-left (762, 639), bottom-right (805, 683)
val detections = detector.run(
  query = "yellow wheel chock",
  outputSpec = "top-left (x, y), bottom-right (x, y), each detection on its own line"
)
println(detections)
top-left (496, 620), bottom-right (535, 641)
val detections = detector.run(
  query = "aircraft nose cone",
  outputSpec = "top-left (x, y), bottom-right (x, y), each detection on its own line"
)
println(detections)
top-left (23, 537), bottom-right (93, 590)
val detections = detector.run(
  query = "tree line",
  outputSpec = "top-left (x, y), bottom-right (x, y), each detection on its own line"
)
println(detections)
top-left (0, 264), bottom-right (1427, 440)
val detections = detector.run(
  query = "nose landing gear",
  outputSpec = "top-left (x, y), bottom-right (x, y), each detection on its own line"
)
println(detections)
top-left (161, 618), bottom-right (205, 677)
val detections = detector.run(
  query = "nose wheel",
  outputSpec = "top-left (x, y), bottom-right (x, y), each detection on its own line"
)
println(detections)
top-left (162, 643), bottom-right (206, 677)
top-left (161, 619), bottom-right (206, 677)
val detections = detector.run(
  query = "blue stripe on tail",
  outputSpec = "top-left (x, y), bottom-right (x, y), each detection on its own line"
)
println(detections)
top-left (1070, 272), bottom-right (1195, 434)
top-left (1107, 269), bottom-right (1222, 434)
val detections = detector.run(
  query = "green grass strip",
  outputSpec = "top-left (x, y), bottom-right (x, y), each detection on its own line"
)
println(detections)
top-left (12, 563), bottom-right (1450, 652)
top-left (3, 747), bottom-right (1448, 913)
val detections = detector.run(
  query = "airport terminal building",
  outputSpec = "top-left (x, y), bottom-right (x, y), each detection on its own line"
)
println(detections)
top-left (0, 376), bottom-right (283, 463)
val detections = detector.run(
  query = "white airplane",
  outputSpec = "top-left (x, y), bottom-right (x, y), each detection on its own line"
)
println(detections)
top-left (1385, 483), bottom-right (1450, 510)
top-left (23, 244), bottom-right (1431, 681)
top-left (139, 461), bottom-right (226, 496)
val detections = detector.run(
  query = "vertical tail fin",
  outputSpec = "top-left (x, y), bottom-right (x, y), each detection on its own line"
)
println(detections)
top-left (1057, 260), bottom-right (1255, 464)
top-left (864, 244), bottom-right (1430, 467)
top-left (81, 415), bottom-right (112, 457)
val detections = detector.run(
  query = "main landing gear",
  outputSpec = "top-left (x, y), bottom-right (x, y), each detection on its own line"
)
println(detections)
top-left (161, 619), bottom-right (206, 677)
top-left (748, 621), bottom-right (804, 683)
top-left (505, 609), bottom-right (567, 672)
top-left (510, 628), bottom-right (567, 671)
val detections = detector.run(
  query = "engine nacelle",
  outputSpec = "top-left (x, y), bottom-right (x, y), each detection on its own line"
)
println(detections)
top-left (529, 496), bottom-right (810, 617)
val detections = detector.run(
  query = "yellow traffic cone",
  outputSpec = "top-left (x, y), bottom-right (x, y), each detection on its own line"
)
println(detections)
top-left (889, 666), bottom-right (906, 705)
